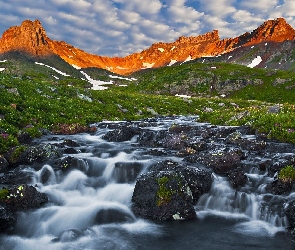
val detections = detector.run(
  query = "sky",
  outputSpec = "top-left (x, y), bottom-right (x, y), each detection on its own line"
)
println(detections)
top-left (0, 0), bottom-right (294, 57)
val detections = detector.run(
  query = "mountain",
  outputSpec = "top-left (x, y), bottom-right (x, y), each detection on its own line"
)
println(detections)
top-left (0, 18), bottom-right (295, 75)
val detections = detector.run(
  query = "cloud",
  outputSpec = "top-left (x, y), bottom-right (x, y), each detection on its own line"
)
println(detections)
top-left (239, 0), bottom-right (279, 12)
top-left (113, 0), bottom-right (163, 15)
top-left (198, 0), bottom-right (237, 17)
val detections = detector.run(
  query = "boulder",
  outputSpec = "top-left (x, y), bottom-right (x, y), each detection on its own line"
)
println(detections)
top-left (95, 207), bottom-right (135, 224)
top-left (228, 167), bottom-right (248, 189)
top-left (0, 155), bottom-right (9, 173)
top-left (132, 160), bottom-right (213, 220)
top-left (0, 204), bottom-right (16, 232)
top-left (2, 184), bottom-right (48, 212)
top-left (196, 149), bottom-right (241, 174)
top-left (54, 156), bottom-right (88, 173)
top-left (5, 144), bottom-right (61, 166)
top-left (102, 126), bottom-right (140, 142)
top-left (265, 179), bottom-right (293, 195)
top-left (285, 200), bottom-right (295, 231)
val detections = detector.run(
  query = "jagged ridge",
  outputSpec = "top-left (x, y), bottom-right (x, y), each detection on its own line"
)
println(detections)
top-left (0, 18), bottom-right (294, 75)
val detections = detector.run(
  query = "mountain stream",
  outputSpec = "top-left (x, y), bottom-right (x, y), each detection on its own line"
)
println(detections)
top-left (0, 116), bottom-right (294, 249)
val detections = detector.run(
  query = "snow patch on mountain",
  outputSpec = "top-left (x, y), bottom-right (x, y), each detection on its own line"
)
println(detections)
top-left (0, 60), bottom-right (7, 62)
top-left (80, 71), bottom-right (113, 90)
top-left (109, 75), bottom-right (136, 81)
top-left (181, 56), bottom-right (192, 65)
top-left (35, 62), bottom-right (70, 76)
top-left (247, 56), bottom-right (262, 68)
top-left (142, 62), bottom-right (155, 68)
top-left (158, 48), bottom-right (165, 52)
top-left (168, 59), bottom-right (177, 66)
top-left (72, 64), bottom-right (81, 69)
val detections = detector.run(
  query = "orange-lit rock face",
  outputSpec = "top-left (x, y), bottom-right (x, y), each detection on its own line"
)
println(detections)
top-left (0, 18), bottom-right (295, 75)
top-left (0, 20), bottom-right (52, 56)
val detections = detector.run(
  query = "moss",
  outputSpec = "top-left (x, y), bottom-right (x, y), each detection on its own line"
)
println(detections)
top-left (278, 165), bottom-right (295, 183)
top-left (0, 188), bottom-right (9, 200)
top-left (157, 176), bottom-right (174, 206)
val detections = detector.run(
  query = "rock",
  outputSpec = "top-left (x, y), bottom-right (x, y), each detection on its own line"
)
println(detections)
top-left (132, 160), bottom-right (213, 220)
top-left (5, 144), bottom-right (61, 166)
top-left (150, 160), bottom-right (213, 203)
top-left (0, 205), bottom-right (16, 232)
top-left (196, 149), bottom-right (241, 174)
top-left (285, 200), bottom-right (295, 231)
top-left (55, 156), bottom-right (89, 173)
top-left (0, 166), bottom-right (34, 185)
top-left (102, 126), bottom-right (140, 142)
top-left (228, 167), bottom-right (248, 189)
top-left (95, 208), bottom-right (135, 224)
top-left (17, 131), bottom-right (32, 144)
top-left (0, 155), bottom-right (9, 173)
top-left (3, 184), bottom-right (48, 212)
top-left (268, 105), bottom-right (281, 114)
top-left (265, 179), bottom-right (293, 195)
top-left (113, 162), bottom-right (144, 183)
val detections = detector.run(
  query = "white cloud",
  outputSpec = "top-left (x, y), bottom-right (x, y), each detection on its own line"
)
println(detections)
top-left (275, 0), bottom-right (295, 16)
top-left (239, 0), bottom-right (279, 11)
top-left (199, 0), bottom-right (237, 17)
top-left (113, 0), bottom-right (163, 15)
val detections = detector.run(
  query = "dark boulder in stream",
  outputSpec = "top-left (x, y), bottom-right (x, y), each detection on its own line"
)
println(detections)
top-left (132, 160), bottom-right (213, 220)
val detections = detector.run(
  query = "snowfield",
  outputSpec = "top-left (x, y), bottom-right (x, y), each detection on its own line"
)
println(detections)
top-left (247, 56), bottom-right (262, 68)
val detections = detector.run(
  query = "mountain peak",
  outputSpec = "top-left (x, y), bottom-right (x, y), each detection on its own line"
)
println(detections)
top-left (248, 17), bottom-right (295, 43)
top-left (0, 19), bottom-right (51, 56)
top-left (0, 18), bottom-right (295, 75)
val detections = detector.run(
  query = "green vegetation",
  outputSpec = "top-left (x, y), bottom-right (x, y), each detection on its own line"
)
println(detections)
top-left (0, 188), bottom-right (9, 200)
top-left (157, 176), bottom-right (174, 206)
top-left (1, 60), bottom-right (295, 154)
top-left (278, 165), bottom-right (295, 183)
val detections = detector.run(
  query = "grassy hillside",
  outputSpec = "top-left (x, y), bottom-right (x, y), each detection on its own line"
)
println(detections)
top-left (1, 59), bottom-right (295, 153)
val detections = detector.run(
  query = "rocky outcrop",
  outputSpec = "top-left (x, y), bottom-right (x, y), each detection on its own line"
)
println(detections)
top-left (132, 160), bottom-right (213, 221)
top-left (0, 18), bottom-right (295, 75)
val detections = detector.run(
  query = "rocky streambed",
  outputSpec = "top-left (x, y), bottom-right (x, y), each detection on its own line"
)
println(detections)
top-left (0, 116), bottom-right (295, 249)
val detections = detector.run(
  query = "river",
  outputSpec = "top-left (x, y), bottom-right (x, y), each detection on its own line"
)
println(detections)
top-left (0, 116), bottom-right (294, 249)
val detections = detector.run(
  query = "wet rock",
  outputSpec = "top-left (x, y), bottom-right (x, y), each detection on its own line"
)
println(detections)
top-left (137, 130), bottom-right (167, 147)
top-left (5, 144), bottom-right (61, 166)
top-left (102, 126), bottom-right (140, 142)
top-left (40, 165), bottom-right (55, 184)
top-left (3, 184), bottom-right (48, 212)
top-left (0, 205), bottom-right (16, 232)
top-left (61, 139), bottom-right (80, 148)
top-left (63, 148), bottom-right (80, 154)
top-left (196, 149), bottom-right (241, 174)
top-left (285, 200), bottom-right (295, 231)
top-left (0, 155), bottom-right (9, 173)
top-left (132, 170), bottom-right (196, 221)
top-left (55, 156), bottom-right (88, 173)
top-left (113, 162), bottom-right (144, 183)
top-left (228, 167), bottom-right (248, 189)
top-left (0, 166), bottom-right (33, 185)
top-left (95, 208), bottom-right (135, 224)
top-left (150, 160), bottom-right (213, 203)
top-left (265, 179), bottom-right (293, 195)
top-left (132, 160), bottom-right (213, 220)
top-left (226, 131), bottom-right (242, 144)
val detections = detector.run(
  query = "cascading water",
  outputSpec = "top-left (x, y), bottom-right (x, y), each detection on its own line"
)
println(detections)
top-left (0, 116), bottom-right (294, 250)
